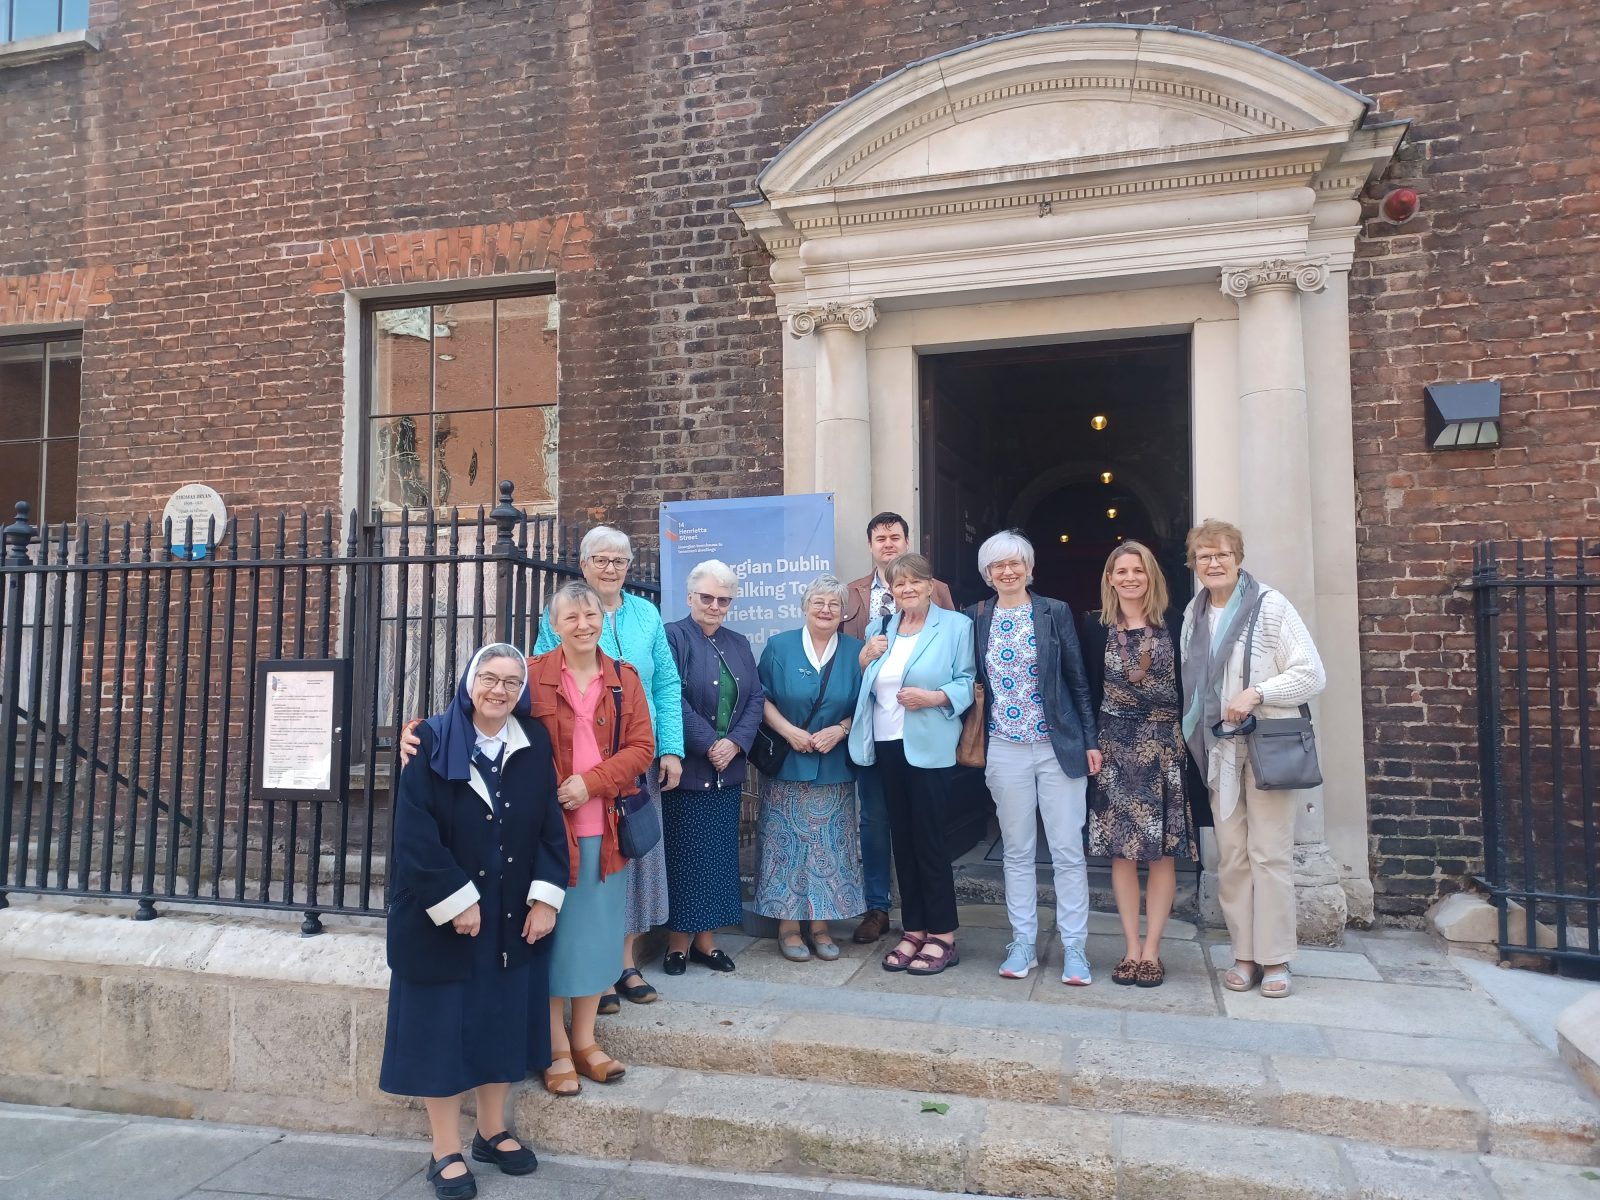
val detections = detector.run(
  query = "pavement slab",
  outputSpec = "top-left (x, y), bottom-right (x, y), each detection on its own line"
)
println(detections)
top-left (0, 1111), bottom-right (126, 1180)
top-left (1337, 1144), bottom-right (1496, 1200)
top-left (3, 1121), bottom-right (275, 1200)
top-left (199, 1138), bottom-right (422, 1199)
top-left (1220, 973), bottom-right (1536, 1041)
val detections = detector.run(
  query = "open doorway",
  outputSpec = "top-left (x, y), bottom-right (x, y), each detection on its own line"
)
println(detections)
top-left (919, 334), bottom-right (1193, 615)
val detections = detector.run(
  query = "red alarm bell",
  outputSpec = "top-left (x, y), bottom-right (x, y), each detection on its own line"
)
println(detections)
top-left (1380, 188), bottom-right (1420, 224)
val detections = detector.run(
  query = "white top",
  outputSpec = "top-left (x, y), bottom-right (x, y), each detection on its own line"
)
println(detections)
top-left (802, 630), bottom-right (839, 671)
top-left (871, 632), bottom-right (920, 742)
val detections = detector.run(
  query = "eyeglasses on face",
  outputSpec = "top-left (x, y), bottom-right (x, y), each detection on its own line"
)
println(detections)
top-left (808, 600), bottom-right (842, 612)
top-left (1195, 551), bottom-right (1236, 565)
top-left (693, 592), bottom-right (733, 609)
top-left (475, 672), bottom-right (525, 694)
top-left (588, 556), bottom-right (631, 571)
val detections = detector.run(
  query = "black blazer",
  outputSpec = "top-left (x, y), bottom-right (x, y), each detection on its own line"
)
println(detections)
top-left (387, 715), bottom-right (570, 983)
top-left (1079, 608), bottom-right (1211, 829)
top-left (967, 593), bottom-right (1099, 779)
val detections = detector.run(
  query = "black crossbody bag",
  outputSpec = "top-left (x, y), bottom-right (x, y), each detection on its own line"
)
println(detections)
top-left (749, 649), bottom-right (837, 777)
top-left (607, 667), bottom-right (663, 859)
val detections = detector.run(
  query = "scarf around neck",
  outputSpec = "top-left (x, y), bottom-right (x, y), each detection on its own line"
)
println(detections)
top-left (1181, 570), bottom-right (1262, 769)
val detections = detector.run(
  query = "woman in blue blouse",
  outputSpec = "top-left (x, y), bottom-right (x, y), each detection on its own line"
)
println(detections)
top-left (533, 525), bottom-right (683, 1010)
top-left (753, 575), bottom-right (865, 960)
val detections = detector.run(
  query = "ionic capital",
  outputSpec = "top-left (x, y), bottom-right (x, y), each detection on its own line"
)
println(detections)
top-left (1219, 258), bottom-right (1328, 299)
top-left (787, 299), bottom-right (878, 338)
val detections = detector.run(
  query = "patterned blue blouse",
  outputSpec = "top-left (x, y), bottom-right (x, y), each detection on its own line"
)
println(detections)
top-left (985, 603), bottom-right (1050, 744)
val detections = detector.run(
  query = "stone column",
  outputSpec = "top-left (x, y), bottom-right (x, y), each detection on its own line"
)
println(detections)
top-left (788, 299), bottom-right (877, 580)
top-left (1219, 259), bottom-right (1349, 945)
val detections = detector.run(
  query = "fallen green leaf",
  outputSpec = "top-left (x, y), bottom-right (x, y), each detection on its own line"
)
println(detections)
top-left (1579, 1169), bottom-right (1599, 1180)
top-left (920, 1100), bottom-right (950, 1115)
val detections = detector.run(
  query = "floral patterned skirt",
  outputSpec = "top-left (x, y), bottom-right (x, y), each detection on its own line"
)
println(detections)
top-left (1088, 713), bottom-right (1198, 863)
top-left (753, 777), bottom-right (865, 921)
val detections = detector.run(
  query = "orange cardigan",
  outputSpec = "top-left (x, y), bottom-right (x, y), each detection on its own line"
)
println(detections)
top-left (524, 647), bottom-right (656, 886)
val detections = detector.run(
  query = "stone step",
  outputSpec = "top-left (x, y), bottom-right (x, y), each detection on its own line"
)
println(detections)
top-left (513, 1062), bottom-right (1600, 1200)
top-left (595, 995), bottom-right (1600, 1164)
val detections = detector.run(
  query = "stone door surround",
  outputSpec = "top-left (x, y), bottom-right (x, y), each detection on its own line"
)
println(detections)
top-left (736, 23), bottom-right (1408, 932)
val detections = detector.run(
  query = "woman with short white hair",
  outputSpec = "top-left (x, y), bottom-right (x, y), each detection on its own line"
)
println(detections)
top-left (533, 524), bottom-right (683, 1011)
top-left (966, 530), bottom-right (1101, 985)
top-left (660, 559), bottom-right (765, 974)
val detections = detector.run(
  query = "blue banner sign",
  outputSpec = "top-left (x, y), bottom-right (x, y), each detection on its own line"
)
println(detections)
top-left (659, 494), bottom-right (836, 652)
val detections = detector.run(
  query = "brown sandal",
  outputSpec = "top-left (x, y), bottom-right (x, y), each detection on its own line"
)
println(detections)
top-left (882, 932), bottom-right (927, 972)
top-left (572, 1043), bottom-right (626, 1083)
top-left (907, 936), bottom-right (959, 975)
top-left (1111, 957), bottom-right (1140, 986)
top-left (543, 1054), bottom-right (580, 1097)
top-left (1135, 958), bottom-right (1165, 988)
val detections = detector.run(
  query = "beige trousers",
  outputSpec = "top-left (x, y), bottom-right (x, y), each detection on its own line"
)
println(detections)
top-left (1212, 761), bottom-right (1297, 965)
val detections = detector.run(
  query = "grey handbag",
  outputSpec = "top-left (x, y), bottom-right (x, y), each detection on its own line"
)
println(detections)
top-left (1239, 598), bottom-right (1323, 790)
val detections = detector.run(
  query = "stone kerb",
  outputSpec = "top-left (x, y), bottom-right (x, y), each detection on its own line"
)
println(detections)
top-left (0, 907), bottom-right (403, 1134)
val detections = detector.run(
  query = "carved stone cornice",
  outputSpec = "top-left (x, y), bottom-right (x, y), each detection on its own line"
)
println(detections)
top-left (787, 299), bottom-right (878, 338)
top-left (1220, 257), bottom-right (1329, 298)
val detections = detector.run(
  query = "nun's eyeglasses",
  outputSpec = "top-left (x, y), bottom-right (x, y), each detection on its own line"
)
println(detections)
top-left (475, 672), bottom-right (525, 694)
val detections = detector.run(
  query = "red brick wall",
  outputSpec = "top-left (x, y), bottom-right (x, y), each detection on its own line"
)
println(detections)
top-left (2, 0), bottom-right (1596, 915)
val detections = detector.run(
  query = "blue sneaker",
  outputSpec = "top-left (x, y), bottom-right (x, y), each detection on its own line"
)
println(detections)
top-left (1061, 939), bottom-right (1092, 986)
top-left (998, 939), bottom-right (1038, 979)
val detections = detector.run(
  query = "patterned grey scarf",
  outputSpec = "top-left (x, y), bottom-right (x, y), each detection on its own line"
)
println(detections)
top-left (1181, 569), bottom-right (1262, 769)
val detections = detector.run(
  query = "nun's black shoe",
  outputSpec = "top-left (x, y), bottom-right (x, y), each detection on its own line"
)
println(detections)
top-left (470, 1130), bottom-right (537, 1176)
top-left (426, 1154), bottom-right (476, 1200)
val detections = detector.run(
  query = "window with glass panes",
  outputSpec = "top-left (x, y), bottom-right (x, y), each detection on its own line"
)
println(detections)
top-left (364, 291), bottom-right (559, 514)
top-left (2, 0), bottom-right (90, 42)
top-left (0, 335), bottom-right (81, 525)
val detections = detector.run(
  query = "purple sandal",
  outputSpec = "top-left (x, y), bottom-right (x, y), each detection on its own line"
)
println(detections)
top-left (906, 936), bottom-right (959, 976)
top-left (882, 933), bottom-right (927, 972)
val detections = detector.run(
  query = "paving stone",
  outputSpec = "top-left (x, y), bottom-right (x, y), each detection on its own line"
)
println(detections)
top-left (840, 927), bottom-right (1032, 1003)
top-left (1071, 1037), bottom-right (1267, 1120)
top-left (0, 1111), bottom-right (125, 1180)
top-left (1479, 1155), bottom-right (1600, 1200)
top-left (1086, 909), bottom-right (1198, 940)
top-left (1208, 941), bottom-right (1382, 981)
top-left (968, 1101), bottom-right (1117, 1199)
top-left (1344, 931), bottom-right (1474, 988)
top-left (932, 995), bottom-right (1123, 1039)
top-left (772, 1011), bottom-right (1067, 1102)
top-left (601, 1001), bottom-right (782, 1076)
top-left (1322, 1028), bottom-right (1563, 1076)
top-left (1119, 1115), bottom-right (1348, 1200)
top-left (1124, 1011), bottom-right (1328, 1056)
top-left (1031, 936), bottom-right (1218, 1016)
top-left (3, 1121), bottom-right (275, 1200)
top-left (1270, 1055), bottom-right (1481, 1150)
top-left (1467, 1072), bottom-right (1600, 1165)
top-left (790, 1078), bottom-right (984, 1193)
top-left (201, 1138), bottom-right (421, 1199)
top-left (1337, 1143), bottom-right (1494, 1200)
top-left (1220, 975), bottom-right (1533, 1041)
top-left (647, 1069), bottom-right (801, 1174)
top-left (719, 935), bottom-right (874, 987)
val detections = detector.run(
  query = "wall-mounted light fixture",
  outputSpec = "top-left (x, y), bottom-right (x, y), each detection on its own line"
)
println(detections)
top-left (1424, 381), bottom-right (1501, 450)
top-left (1105, 507), bottom-right (1118, 520)
top-left (1100, 471), bottom-right (1113, 484)
top-left (1090, 415), bottom-right (1108, 431)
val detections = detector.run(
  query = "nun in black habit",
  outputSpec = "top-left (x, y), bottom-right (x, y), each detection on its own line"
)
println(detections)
top-left (379, 642), bottom-right (569, 1200)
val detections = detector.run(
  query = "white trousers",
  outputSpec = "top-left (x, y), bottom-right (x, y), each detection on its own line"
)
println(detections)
top-left (985, 737), bottom-right (1089, 945)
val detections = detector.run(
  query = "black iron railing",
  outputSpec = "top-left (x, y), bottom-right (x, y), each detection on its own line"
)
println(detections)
top-left (1468, 538), bottom-right (1598, 966)
top-left (0, 482), bottom-right (658, 933)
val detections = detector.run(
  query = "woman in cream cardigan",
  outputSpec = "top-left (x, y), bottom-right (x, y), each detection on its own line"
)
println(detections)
top-left (1179, 519), bottom-right (1325, 999)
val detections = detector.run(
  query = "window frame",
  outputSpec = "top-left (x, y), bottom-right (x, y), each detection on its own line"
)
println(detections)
top-left (1, 0), bottom-right (92, 45)
top-left (358, 282), bottom-right (558, 521)
top-left (0, 327), bottom-right (82, 527)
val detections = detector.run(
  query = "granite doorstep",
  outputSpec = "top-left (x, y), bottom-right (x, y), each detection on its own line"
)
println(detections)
top-left (1269, 1054), bottom-right (1483, 1150)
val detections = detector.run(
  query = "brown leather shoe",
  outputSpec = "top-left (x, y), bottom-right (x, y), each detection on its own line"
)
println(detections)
top-left (853, 909), bottom-right (890, 943)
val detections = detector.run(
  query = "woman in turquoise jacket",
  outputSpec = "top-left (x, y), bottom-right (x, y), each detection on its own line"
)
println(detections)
top-left (848, 553), bottom-right (975, 976)
top-left (533, 526), bottom-right (683, 1009)
top-left (753, 575), bottom-right (866, 961)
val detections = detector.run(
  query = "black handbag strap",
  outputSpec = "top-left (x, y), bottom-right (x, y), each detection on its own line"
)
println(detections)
top-left (796, 646), bottom-right (838, 733)
top-left (1241, 595), bottom-right (1312, 720)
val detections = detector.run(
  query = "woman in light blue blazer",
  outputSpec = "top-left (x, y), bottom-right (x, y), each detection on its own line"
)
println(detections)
top-left (849, 553), bottom-right (975, 976)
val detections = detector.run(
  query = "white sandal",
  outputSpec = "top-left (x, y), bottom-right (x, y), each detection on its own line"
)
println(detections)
top-left (1260, 965), bottom-right (1292, 998)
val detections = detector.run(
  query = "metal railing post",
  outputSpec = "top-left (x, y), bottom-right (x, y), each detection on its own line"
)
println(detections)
top-left (1471, 541), bottom-right (1506, 949)
top-left (490, 481), bottom-right (520, 646)
top-left (0, 501), bottom-right (39, 909)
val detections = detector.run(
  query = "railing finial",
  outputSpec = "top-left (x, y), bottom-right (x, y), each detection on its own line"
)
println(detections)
top-left (3, 501), bottom-right (37, 566)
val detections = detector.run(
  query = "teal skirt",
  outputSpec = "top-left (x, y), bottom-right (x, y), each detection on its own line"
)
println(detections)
top-left (548, 835), bottom-right (625, 998)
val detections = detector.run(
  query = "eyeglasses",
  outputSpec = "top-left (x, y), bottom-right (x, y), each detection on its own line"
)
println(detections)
top-left (1196, 551), bottom-right (1236, 565)
top-left (693, 593), bottom-right (732, 609)
top-left (808, 600), bottom-right (842, 612)
top-left (474, 672), bottom-right (525, 694)
top-left (588, 556), bottom-right (630, 571)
